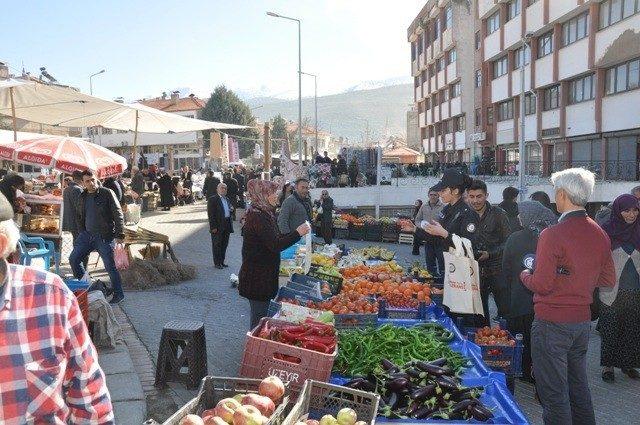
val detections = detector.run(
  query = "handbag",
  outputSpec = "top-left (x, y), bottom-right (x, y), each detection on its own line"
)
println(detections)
top-left (114, 243), bottom-right (130, 270)
top-left (442, 234), bottom-right (484, 316)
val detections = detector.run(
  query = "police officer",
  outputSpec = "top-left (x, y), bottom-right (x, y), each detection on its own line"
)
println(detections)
top-left (410, 168), bottom-right (478, 252)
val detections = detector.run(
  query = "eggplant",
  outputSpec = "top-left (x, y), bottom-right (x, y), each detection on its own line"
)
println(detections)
top-left (388, 392), bottom-right (399, 410)
top-left (416, 361), bottom-right (448, 376)
top-left (436, 376), bottom-right (459, 391)
top-left (359, 380), bottom-right (376, 392)
top-left (388, 372), bottom-right (410, 380)
top-left (470, 403), bottom-right (494, 420)
top-left (381, 359), bottom-right (399, 371)
top-left (385, 377), bottom-right (410, 392)
top-left (450, 399), bottom-right (476, 415)
top-left (410, 384), bottom-right (436, 401)
top-left (345, 378), bottom-right (366, 388)
top-left (406, 367), bottom-right (423, 380)
top-left (414, 405), bottom-right (437, 419)
top-left (406, 401), bottom-right (421, 417)
top-left (428, 357), bottom-right (448, 367)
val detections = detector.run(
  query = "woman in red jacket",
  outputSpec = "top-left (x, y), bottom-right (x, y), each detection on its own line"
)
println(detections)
top-left (238, 179), bottom-right (310, 329)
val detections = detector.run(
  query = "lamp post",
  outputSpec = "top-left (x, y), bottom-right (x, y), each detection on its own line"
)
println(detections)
top-left (518, 34), bottom-right (532, 201)
top-left (89, 69), bottom-right (106, 95)
top-left (267, 11), bottom-right (303, 165)
top-left (301, 71), bottom-right (318, 161)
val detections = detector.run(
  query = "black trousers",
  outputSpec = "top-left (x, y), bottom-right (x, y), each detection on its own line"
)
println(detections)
top-left (479, 272), bottom-right (510, 325)
top-left (211, 229), bottom-right (230, 266)
top-left (320, 221), bottom-right (332, 245)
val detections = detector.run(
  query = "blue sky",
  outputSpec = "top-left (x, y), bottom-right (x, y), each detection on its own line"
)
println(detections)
top-left (1, 0), bottom-right (424, 101)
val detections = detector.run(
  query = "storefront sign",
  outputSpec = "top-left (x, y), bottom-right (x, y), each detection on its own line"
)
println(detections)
top-left (470, 132), bottom-right (486, 143)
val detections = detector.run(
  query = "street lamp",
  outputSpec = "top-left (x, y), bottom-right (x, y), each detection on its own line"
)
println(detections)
top-left (518, 33), bottom-right (533, 201)
top-left (301, 71), bottom-right (318, 161)
top-left (89, 69), bottom-right (106, 95)
top-left (267, 11), bottom-right (303, 165)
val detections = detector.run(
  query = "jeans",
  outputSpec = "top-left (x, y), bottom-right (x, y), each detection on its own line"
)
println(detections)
top-left (425, 242), bottom-right (444, 276)
top-left (531, 319), bottom-right (595, 425)
top-left (249, 300), bottom-right (270, 330)
top-left (70, 231), bottom-right (124, 298)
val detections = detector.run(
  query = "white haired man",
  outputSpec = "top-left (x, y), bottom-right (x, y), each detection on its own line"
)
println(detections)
top-left (520, 168), bottom-right (615, 425)
top-left (0, 193), bottom-right (114, 424)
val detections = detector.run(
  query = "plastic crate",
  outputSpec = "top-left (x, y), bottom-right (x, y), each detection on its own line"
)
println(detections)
top-left (268, 287), bottom-right (325, 318)
top-left (348, 224), bottom-right (365, 240)
top-left (283, 380), bottom-right (380, 425)
top-left (467, 330), bottom-right (523, 377)
top-left (377, 300), bottom-right (432, 320)
top-left (306, 270), bottom-right (343, 295)
top-left (334, 228), bottom-right (349, 240)
top-left (159, 376), bottom-right (291, 425)
top-left (364, 223), bottom-right (383, 242)
top-left (334, 313), bottom-right (378, 330)
top-left (239, 318), bottom-right (337, 393)
top-left (381, 230), bottom-right (399, 243)
top-left (397, 232), bottom-right (414, 245)
top-left (64, 279), bottom-right (90, 324)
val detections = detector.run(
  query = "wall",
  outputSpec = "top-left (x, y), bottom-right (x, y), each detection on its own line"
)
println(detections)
top-left (558, 37), bottom-right (590, 81)
top-left (602, 90), bottom-right (640, 132)
top-left (566, 101), bottom-right (596, 136)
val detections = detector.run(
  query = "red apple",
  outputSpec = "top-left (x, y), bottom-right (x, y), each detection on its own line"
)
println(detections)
top-left (179, 414), bottom-right (205, 425)
top-left (203, 417), bottom-right (228, 425)
top-left (258, 376), bottom-right (286, 402)
top-left (201, 409), bottom-right (217, 419)
top-left (241, 394), bottom-right (275, 417)
top-left (214, 398), bottom-right (241, 423)
top-left (306, 420), bottom-right (320, 425)
top-left (233, 405), bottom-right (265, 425)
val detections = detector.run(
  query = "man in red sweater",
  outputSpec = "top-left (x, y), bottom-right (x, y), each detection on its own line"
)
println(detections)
top-left (520, 168), bottom-right (615, 425)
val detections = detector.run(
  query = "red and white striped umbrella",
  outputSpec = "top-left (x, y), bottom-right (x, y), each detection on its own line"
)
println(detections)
top-left (0, 136), bottom-right (127, 178)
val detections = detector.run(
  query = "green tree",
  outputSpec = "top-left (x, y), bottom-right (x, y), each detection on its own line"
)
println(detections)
top-left (201, 85), bottom-right (259, 158)
top-left (270, 114), bottom-right (288, 152)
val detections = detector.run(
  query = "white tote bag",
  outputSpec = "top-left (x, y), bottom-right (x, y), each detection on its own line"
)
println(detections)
top-left (442, 234), bottom-right (484, 316)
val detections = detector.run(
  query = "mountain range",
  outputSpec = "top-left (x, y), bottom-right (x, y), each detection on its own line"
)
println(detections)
top-left (242, 81), bottom-right (414, 142)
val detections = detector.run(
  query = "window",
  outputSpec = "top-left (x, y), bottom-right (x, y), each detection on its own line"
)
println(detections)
top-left (441, 88), bottom-right (450, 103)
top-left (487, 11), bottom-right (500, 34)
top-left (514, 45), bottom-right (531, 69)
top-left (497, 100), bottom-right (514, 121)
top-left (569, 74), bottom-right (595, 104)
top-left (450, 81), bottom-right (461, 98)
top-left (493, 55), bottom-right (508, 78)
top-left (487, 107), bottom-right (494, 124)
top-left (455, 115), bottom-right (466, 131)
top-left (600, 0), bottom-right (640, 28)
top-left (447, 49), bottom-right (457, 64)
top-left (507, 0), bottom-right (521, 21)
top-left (538, 32), bottom-right (553, 57)
top-left (524, 93), bottom-right (536, 115)
top-left (475, 70), bottom-right (482, 88)
top-left (543, 85), bottom-right (560, 110)
top-left (433, 17), bottom-right (441, 39)
top-left (475, 109), bottom-right (481, 126)
top-left (475, 31), bottom-right (481, 50)
top-left (562, 12), bottom-right (589, 46)
top-left (411, 42), bottom-right (416, 61)
top-left (606, 58), bottom-right (640, 94)
top-left (437, 57), bottom-right (445, 72)
top-left (444, 5), bottom-right (453, 30)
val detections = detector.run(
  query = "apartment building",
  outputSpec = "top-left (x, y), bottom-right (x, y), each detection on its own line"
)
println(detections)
top-left (476, 0), bottom-right (640, 179)
top-left (408, 0), bottom-right (477, 163)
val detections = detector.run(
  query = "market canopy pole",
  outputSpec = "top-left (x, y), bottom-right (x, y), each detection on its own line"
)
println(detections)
top-left (132, 109), bottom-right (139, 167)
top-left (9, 87), bottom-right (17, 141)
top-left (263, 122), bottom-right (271, 180)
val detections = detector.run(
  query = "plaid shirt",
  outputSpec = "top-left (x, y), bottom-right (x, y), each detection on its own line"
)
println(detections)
top-left (0, 262), bottom-right (114, 424)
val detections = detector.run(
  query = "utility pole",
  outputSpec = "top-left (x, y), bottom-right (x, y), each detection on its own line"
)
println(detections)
top-left (263, 123), bottom-right (271, 180)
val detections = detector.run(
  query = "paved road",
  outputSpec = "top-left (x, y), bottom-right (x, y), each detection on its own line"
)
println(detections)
top-left (120, 202), bottom-right (639, 424)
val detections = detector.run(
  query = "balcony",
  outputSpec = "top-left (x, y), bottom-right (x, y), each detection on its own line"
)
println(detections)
top-left (426, 109), bottom-right (432, 125)
top-left (430, 75), bottom-right (437, 93)
top-left (437, 69), bottom-right (445, 90)
top-left (526, 0), bottom-right (544, 34)
top-left (596, 14), bottom-right (640, 65)
top-left (541, 110), bottom-right (560, 132)
top-left (484, 30), bottom-right (501, 61)
top-left (559, 38), bottom-right (589, 81)
top-left (566, 101), bottom-right (595, 137)
top-left (511, 66), bottom-right (532, 94)
top-left (496, 120), bottom-right (515, 145)
top-left (478, 0), bottom-right (497, 19)
top-left (549, 0), bottom-right (576, 22)
top-left (446, 62), bottom-right (457, 84)
top-left (455, 131), bottom-right (466, 150)
top-left (444, 133), bottom-right (454, 151)
top-left (534, 54), bottom-right (553, 88)
top-left (451, 97), bottom-right (461, 116)
top-left (442, 28), bottom-right (453, 50)
top-left (418, 52), bottom-right (425, 70)
top-left (602, 90), bottom-right (640, 133)
top-left (414, 85), bottom-right (422, 101)
top-left (434, 107), bottom-right (440, 123)
top-left (441, 104), bottom-right (450, 120)
top-left (503, 15), bottom-right (522, 50)
top-left (491, 74), bottom-right (509, 103)
top-left (419, 112), bottom-right (426, 128)
top-left (426, 44), bottom-right (433, 61)
top-left (422, 81), bottom-right (429, 97)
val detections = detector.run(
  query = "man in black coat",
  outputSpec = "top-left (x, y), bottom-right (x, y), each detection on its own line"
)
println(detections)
top-left (208, 182), bottom-right (234, 269)
top-left (223, 172), bottom-right (239, 220)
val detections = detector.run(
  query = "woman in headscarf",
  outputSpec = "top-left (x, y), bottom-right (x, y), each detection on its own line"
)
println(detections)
top-left (598, 194), bottom-right (640, 382)
top-left (238, 179), bottom-right (310, 329)
top-left (502, 200), bottom-right (557, 382)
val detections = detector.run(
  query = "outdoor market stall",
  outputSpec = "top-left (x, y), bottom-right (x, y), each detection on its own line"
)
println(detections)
top-left (162, 239), bottom-right (530, 424)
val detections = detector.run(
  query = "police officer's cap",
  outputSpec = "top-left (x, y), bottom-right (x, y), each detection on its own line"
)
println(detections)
top-left (431, 169), bottom-right (464, 192)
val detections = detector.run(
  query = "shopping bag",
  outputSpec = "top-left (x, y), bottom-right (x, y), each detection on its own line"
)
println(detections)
top-left (442, 234), bottom-right (483, 316)
top-left (114, 243), bottom-right (130, 270)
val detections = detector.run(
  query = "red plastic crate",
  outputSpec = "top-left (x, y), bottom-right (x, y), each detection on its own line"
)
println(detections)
top-left (238, 318), bottom-right (336, 393)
